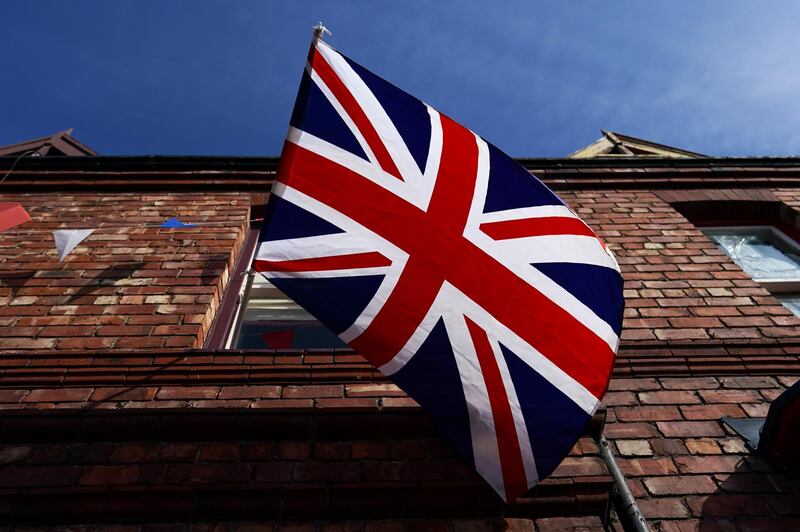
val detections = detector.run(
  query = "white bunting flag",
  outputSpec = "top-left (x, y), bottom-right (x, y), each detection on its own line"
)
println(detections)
top-left (53, 229), bottom-right (94, 261)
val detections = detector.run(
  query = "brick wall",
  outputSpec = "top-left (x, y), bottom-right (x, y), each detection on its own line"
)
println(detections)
top-left (562, 188), bottom-right (800, 345)
top-left (0, 193), bottom-right (249, 352)
top-left (605, 375), bottom-right (800, 530)
top-left (562, 187), bottom-right (800, 530)
top-left (3, 177), bottom-right (800, 529)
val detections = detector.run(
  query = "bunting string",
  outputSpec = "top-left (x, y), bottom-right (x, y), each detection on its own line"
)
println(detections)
top-left (0, 217), bottom-right (263, 236)
top-left (0, 215), bottom-right (264, 261)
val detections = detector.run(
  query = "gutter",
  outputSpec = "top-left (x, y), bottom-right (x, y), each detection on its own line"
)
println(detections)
top-left (598, 435), bottom-right (650, 532)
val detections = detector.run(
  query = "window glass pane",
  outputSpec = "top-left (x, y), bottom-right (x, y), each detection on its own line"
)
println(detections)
top-left (707, 231), bottom-right (800, 281)
top-left (234, 274), bottom-right (346, 349)
top-left (777, 294), bottom-right (800, 318)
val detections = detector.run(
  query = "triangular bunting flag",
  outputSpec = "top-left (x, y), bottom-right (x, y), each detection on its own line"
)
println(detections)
top-left (160, 217), bottom-right (197, 228)
top-left (0, 202), bottom-right (31, 232)
top-left (53, 229), bottom-right (94, 261)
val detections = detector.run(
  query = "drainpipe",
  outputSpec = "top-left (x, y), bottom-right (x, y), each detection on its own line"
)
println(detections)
top-left (598, 435), bottom-right (649, 532)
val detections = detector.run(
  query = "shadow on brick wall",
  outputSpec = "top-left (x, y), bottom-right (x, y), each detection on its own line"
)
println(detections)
top-left (64, 262), bottom-right (146, 304)
top-left (698, 455), bottom-right (800, 530)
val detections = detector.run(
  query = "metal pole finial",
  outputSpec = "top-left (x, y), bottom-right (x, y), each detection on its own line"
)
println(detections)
top-left (312, 22), bottom-right (332, 44)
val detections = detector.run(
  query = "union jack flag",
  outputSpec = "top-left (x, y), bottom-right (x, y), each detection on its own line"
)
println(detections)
top-left (255, 37), bottom-right (624, 502)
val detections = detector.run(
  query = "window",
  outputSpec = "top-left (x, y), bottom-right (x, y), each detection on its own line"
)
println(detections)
top-left (703, 226), bottom-right (800, 317)
top-left (204, 225), bottom-right (345, 351)
top-left (228, 273), bottom-right (345, 349)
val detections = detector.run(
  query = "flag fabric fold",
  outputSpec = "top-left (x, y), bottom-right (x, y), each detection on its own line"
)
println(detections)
top-left (253, 37), bottom-right (624, 502)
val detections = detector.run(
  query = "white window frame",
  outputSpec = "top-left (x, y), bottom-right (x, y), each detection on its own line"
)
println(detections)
top-left (224, 248), bottom-right (343, 350)
top-left (702, 225), bottom-right (800, 294)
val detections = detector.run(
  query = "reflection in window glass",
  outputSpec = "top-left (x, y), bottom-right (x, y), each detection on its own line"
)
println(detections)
top-left (707, 231), bottom-right (800, 281)
top-left (777, 294), bottom-right (800, 318)
top-left (233, 274), bottom-right (345, 349)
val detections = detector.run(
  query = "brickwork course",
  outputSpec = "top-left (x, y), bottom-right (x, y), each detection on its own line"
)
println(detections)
top-left (3, 141), bottom-right (800, 529)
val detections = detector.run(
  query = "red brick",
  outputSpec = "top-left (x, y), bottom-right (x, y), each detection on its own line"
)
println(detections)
top-left (111, 443), bottom-right (160, 463)
top-left (243, 443), bottom-right (273, 461)
top-left (680, 404), bottom-right (746, 420)
top-left (113, 337), bottom-right (166, 349)
top-left (638, 497), bottom-right (690, 519)
top-left (644, 475), bottom-right (718, 495)
top-left (659, 377), bottom-right (719, 390)
top-left (80, 465), bottom-right (142, 486)
top-left (622, 329), bottom-right (656, 341)
top-left (616, 440), bottom-right (653, 457)
top-left (282, 385), bottom-right (343, 399)
top-left (604, 422), bottom-right (659, 439)
top-left (250, 399), bottom-right (314, 409)
top-left (674, 455), bottom-right (744, 473)
top-left (618, 457), bottom-right (678, 477)
top-left (37, 325), bottom-right (96, 337)
top-left (549, 457), bottom-right (606, 477)
top-left (0, 465), bottom-right (81, 487)
top-left (0, 389), bottom-right (29, 403)
top-left (96, 325), bottom-right (153, 336)
top-left (668, 317), bottom-right (723, 328)
top-left (614, 406), bottom-right (682, 422)
top-left (685, 438), bottom-right (722, 455)
top-left (313, 442), bottom-right (350, 461)
top-left (692, 306), bottom-right (742, 317)
top-left (650, 438), bottom-right (688, 456)
top-left (698, 390), bottom-right (761, 403)
top-left (153, 325), bottom-right (199, 335)
top-left (686, 494), bottom-right (771, 517)
top-left (389, 441), bottom-right (428, 460)
top-left (0, 338), bottom-right (57, 349)
top-left (533, 517), bottom-right (604, 530)
top-left (721, 316), bottom-right (773, 327)
top-left (501, 519), bottom-right (535, 532)
top-left (276, 442), bottom-right (311, 460)
top-left (197, 443), bottom-right (240, 462)
top-left (217, 385), bottom-right (281, 400)
top-left (350, 442), bottom-right (389, 460)
top-left (23, 388), bottom-right (94, 403)
top-left (602, 391), bottom-right (638, 406)
top-left (0, 446), bottom-right (34, 464)
top-left (56, 337), bottom-right (115, 349)
top-left (381, 397), bottom-right (420, 409)
top-left (608, 378), bottom-right (661, 391)
top-left (165, 336), bottom-right (197, 348)
top-left (155, 386), bottom-right (220, 400)
top-left (315, 398), bottom-right (379, 409)
top-left (164, 463), bottom-right (252, 484)
top-left (253, 461), bottom-right (293, 482)
top-left (639, 390), bottom-right (700, 405)
top-left (657, 421), bottom-right (724, 438)
top-left (90, 387), bottom-right (157, 401)
top-left (293, 461), bottom-right (361, 482)
top-left (719, 376), bottom-right (779, 388)
top-left (654, 328), bottom-right (709, 340)
top-left (345, 383), bottom-right (404, 397)
top-left (714, 473), bottom-right (780, 492)
top-left (160, 444), bottom-right (197, 462)
top-left (741, 403), bottom-right (769, 417)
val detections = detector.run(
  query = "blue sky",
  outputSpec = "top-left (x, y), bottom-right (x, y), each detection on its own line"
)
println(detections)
top-left (2, 2), bottom-right (799, 157)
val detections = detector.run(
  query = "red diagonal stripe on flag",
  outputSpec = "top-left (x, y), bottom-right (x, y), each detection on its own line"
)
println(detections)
top-left (480, 217), bottom-right (596, 240)
top-left (279, 133), bottom-right (615, 397)
top-left (255, 252), bottom-right (391, 273)
top-left (466, 316), bottom-right (528, 503)
top-left (309, 47), bottom-right (403, 181)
